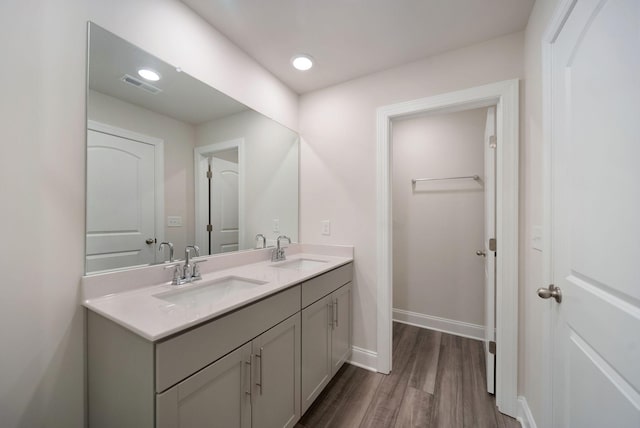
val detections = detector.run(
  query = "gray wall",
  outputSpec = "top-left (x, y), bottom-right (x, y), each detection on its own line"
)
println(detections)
top-left (392, 108), bottom-right (487, 327)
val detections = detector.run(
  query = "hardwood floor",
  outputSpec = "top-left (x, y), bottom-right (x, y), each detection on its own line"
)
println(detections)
top-left (296, 323), bottom-right (520, 428)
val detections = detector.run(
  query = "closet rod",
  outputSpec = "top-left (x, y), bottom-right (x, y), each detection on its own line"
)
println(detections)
top-left (411, 174), bottom-right (480, 184)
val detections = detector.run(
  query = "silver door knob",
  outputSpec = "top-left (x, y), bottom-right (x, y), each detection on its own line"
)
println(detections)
top-left (476, 250), bottom-right (486, 257)
top-left (145, 238), bottom-right (155, 245)
top-left (537, 284), bottom-right (562, 303)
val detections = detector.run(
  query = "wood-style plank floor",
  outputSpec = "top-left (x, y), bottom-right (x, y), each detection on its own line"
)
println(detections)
top-left (296, 323), bottom-right (520, 428)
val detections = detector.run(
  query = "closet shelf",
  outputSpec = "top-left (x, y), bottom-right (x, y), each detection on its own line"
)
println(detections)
top-left (411, 174), bottom-right (480, 184)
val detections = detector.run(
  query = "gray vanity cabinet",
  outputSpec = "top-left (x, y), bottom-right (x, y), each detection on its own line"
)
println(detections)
top-left (156, 343), bottom-right (252, 428)
top-left (252, 313), bottom-right (301, 428)
top-left (300, 263), bottom-right (353, 413)
top-left (157, 313), bottom-right (301, 428)
top-left (88, 285), bottom-right (300, 428)
top-left (87, 262), bottom-right (352, 428)
top-left (301, 296), bottom-right (333, 412)
top-left (331, 282), bottom-right (352, 374)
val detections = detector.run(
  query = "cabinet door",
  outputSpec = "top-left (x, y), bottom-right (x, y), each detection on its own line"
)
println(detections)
top-left (156, 343), bottom-right (251, 428)
top-left (331, 282), bottom-right (352, 375)
top-left (252, 313), bottom-right (301, 428)
top-left (301, 295), bottom-right (333, 413)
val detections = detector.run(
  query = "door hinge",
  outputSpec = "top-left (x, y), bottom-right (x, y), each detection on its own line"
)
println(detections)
top-left (206, 170), bottom-right (212, 179)
top-left (206, 224), bottom-right (213, 232)
top-left (489, 341), bottom-right (496, 354)
top-left (489, 135), bottom-right (497, 149)
top-left (489, 238), bottom-right (497, 252)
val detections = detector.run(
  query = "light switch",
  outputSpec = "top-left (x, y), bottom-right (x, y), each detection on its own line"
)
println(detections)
top-left (273, 219), bottom-right (280, 233)
top-left (321, 220), bottom-right (331, 236)
top-left (532, 225), bottom-right (542, 251)
top-left (167, 216), bottom-right (182, 227)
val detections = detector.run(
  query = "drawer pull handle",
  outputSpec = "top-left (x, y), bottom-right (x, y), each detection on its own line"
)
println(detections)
top-left (244, 359), bottom-right (252, 396)
top-left (255, 348), bottom-right (264, 395)
top-left (333, 299), bottom-right (338, 328)
top-left (328, 303), bottom-right (334, 329)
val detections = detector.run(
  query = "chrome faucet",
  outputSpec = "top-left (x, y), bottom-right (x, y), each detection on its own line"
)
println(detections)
top-left (255, 234), bottom-right (266, 249)
top-left (272, 235), bottom-right (291, 262)
top-left (169, 245), bottom-right (206, 285)
top-left (183, 245), bottom-right (200, 280)
top-left (158, 242), bottom-right (174, 262)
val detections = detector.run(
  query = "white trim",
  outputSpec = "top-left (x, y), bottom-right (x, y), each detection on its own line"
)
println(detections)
top-left (87, 120), bottom-right (165, 262)
top-left (393, 309), bottom-right (485, 341)
top-left (517, 396), bottom-right (538, 428)
top-left (347, 346), bottom-right (378, 372)
top-left (376, 79), bottom-right (519, 417)
top-left (194, 139), bottom-right (246, 254)
top-left (539, 2), bottom-right (577, 427)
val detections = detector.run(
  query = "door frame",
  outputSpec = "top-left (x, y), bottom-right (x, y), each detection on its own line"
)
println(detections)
top-left (376, 79), bottom-right (519, 416)
top-left (86, 120), bottom-right (165, 265)
top-left (539, 0), bottom-right (586, 426)
top-left (194, 138), bottom-right (245, 253)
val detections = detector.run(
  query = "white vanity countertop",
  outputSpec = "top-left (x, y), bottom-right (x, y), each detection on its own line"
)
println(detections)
top-left (82, 250), bottom-right (353, 342)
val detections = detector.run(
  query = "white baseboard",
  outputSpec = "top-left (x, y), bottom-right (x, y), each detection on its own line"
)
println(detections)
top-left (347, 346), bottom-right (378, 372)
top-left (517, 396), bottom-right (537, 428)
top-left (393, 308), bottom-right (485, 341)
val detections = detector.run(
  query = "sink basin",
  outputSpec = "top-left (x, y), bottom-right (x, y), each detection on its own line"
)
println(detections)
top-left (273, 258), bottom-right (329, 271)
top-left (154, 276), bottom-right (268, 305)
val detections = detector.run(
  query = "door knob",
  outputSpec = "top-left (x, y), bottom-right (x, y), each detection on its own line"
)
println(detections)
top-left (476, 250), bottom-right (486, 257)
top-left (537, 284), bottom-right (562, 303)
top-left (145, 238), bottom-right (156, 245)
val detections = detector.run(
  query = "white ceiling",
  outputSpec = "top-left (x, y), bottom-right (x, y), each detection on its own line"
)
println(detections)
top-left (182, 0), bottom-right (535, 94)
top-left (89, 24), bottom-right (248, 125)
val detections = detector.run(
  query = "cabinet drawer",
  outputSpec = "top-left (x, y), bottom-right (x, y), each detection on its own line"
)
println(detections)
top-left (301, 263), bottom-right (353, 308)
top-left (156, 285), bottom-right (301, 392)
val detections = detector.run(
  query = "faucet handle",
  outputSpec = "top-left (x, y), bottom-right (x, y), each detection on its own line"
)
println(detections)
top-left (192, 259), bottom-right (208, 279)
top-left (168, 264), bottom-right (183, 284)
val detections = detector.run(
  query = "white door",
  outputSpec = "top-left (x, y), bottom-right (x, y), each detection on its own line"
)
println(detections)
top-left (210, 156), bottom-right (239, 254)
top-left (548, 1), bottom-right (640, 427)
top-left (86, 129), bottom-right (157, 272)
top-left (483, 106), bottom-right (496, 394)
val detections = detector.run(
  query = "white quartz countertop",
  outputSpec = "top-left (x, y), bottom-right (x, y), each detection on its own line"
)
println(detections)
top-left (82, 252), bottom-right (352, 341)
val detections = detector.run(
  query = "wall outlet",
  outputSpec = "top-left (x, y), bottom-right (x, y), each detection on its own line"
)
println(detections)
top-left (273, 219), bottom-right (280, 233)
top-left (321, 220), bottom-right (331, 236)
top-left (167, 216), bottom-right (182, 227)
top-left (531, 225), bottom-right (543, 251)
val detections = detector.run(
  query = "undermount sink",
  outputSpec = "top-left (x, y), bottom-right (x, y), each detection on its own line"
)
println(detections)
top-left (273, 258), bottom-right (329, 270)
top-left (154, 276), bottom-right (268, 305)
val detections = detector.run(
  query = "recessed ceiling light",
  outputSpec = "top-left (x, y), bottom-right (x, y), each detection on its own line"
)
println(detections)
top-left (137, 68), bottom-right (161, 81)
top-left (291, 55), bottom-right (314, 71)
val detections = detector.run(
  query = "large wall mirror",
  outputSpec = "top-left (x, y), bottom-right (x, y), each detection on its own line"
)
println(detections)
top-left (85, 23), bottom-right (299, 274)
